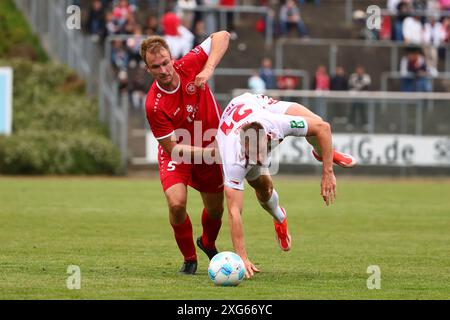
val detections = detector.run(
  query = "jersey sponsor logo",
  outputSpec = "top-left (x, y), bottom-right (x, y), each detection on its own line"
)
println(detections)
top-left (290, 120), bottom-right (305, 129)
top-left (186, 82), bottom-right (197, 95)
top-left (186, 104), bottom-right (194, 113)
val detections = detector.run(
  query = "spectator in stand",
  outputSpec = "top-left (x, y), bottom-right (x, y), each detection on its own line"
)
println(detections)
top-left (87, 0), bottom-right (106, 41)
top-left (126, 26), bottom-right (144, 64)
top-left (144, 15), bottom-right (159, 36)
top-left (392, 0), bottom-right (412, 41)
top-left (279, 0), bottom-right (308, 38)
top-left (403, 13), bottom-right (425, 45)
top-left (423, 14), bottom-right (446, 76)
top-left (348, 66), bottom-right (371, 130)
top-left (248, 70), bottom-right (267, 94)
top-left (277, 70), bottom-right (298, 101)
top-left (258, 57), bottom-right (277, 90)
top-left (128, 61), bottom-right (150, 111)
top-left (162, 12), bottom-right (195, 59)
top-left (400, 47), bottom-right (432, 92)
top-left (105, 11), bottom-right (120, 36)
top-left (111, 39), bottom-right (129, 70)
top-left (330, 66), bottom-right (348, 91)
top-left (312, 65), bottom-right (330, 91)
top-left (113, 0), bottom-right (134, 28)
top-left (220, 0), bottom-right (237, 39)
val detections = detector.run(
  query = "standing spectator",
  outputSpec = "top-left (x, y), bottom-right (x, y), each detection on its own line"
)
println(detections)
top-left (330, 66), bottom-right (348, 91)
top-left (248, 70), bottom-right (266, 94)
top-left (423, 14), bottom-right (446, 76)
top-left (348, 66), bottom-right (371, 130)
top-left (193, 20), bottom-right (208, 46)
top-left (400, 47), bottom-right (431, 92)
top-left (87, 0), bottom-right (105, 41)
top-left (403, 13), bottom-right (425, 45)
top-left (312, 65), bottom-right (330, 91)
top-left (392, 1), bottom-right (412, 41)
top-left (279, 0), bottom-right (308, 37)
top-left (258, 57), bottom-right (277, 89)
top-left (162, 12), bottom-right (195, 59)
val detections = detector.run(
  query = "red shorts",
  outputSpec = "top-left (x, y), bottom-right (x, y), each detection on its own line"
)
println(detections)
top-left (158, 146), bottom-right (224, 193)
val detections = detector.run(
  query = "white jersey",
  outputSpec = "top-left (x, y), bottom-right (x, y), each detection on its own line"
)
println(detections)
top-left (217, 92), bottom-right (309, 190)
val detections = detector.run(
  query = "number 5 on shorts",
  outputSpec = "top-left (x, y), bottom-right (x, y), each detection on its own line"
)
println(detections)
top-left (167, 161), bottom-right (176, 172)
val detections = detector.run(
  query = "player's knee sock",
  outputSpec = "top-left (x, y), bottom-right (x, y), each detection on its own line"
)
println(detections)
top-left (171, 215), bottom-right (197, 262)
top-left (259, 189), bottom-right (286, 224)
top-left (201, 208), bottom-right (222, 250)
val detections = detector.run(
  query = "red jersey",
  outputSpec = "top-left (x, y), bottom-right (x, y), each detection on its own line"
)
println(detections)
top-left (145, 44), bottom-right (222, 148)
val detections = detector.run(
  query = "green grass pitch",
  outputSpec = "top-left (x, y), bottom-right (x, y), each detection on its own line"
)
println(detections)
top-left (0, 176), bottom-right (449, 299)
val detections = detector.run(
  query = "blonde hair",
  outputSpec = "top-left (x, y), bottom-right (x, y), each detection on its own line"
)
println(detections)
top-left (140, 36), bottom-right (171, 65)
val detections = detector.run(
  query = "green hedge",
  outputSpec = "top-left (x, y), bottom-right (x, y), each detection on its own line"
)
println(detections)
top-left (0, 59), bottom-right (122, 175)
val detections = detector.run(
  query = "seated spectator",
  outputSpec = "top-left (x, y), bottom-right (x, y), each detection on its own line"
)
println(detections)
top-left (248, 71), bottom-right (266, 94)
top-left (113, 0), bottom-right (134, 28)
top-left (105, 11), bottom-right (120, 36)
top-left (111, 39), bottom-right (129, 70)
top-left (144, 15), bottom-right (159, 36)
top-left (400, 47), bottom-right (432, 92)
top-left (128, 61), bottom-right (149, 111)
top-left (348, 65), bottom-right (371, 130)
top-left (87, 0), bottom-right (105, 40)
top-left (126, 26), bottom-right (144, 63)
top-left (330, 66), bottom-right (348, 91)
top-left (279, 0), bottom-right (308, 37)
top-left (258, 57), bottom-right (277, 89)
top-left (312, 65), bottom-right (330, 91)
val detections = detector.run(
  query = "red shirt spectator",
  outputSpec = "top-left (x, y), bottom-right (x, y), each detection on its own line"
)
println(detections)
top-left (220, 0), bottom-right (235, 6)
top-left (162, 12), bottom-right (181, 36)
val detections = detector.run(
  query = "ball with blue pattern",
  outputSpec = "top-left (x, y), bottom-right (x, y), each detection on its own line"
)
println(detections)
top-left (208, 251), bottom-right (245, 286)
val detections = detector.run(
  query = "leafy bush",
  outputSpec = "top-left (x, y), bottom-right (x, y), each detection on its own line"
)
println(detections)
top-left (0, 59), bottom-right (122, 175)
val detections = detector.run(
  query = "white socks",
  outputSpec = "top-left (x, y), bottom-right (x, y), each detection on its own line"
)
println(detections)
top-left (259, 189), bottom-right (286, 224)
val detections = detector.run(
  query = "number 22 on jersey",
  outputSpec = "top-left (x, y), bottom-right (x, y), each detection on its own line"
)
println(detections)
top-left (220, 103), bottom-right (253, 135)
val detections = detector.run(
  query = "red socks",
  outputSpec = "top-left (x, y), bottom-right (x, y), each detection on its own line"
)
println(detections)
top-left (201, 209), bottom-right (222, 250)
top-left (171, 215), bottom-right (197, 262)
top-left (171, 210), bottom-right (222, 261)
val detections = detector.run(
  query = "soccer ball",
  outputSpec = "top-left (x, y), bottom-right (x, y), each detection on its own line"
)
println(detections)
top-left (208, 251), bottom-right (245, 286)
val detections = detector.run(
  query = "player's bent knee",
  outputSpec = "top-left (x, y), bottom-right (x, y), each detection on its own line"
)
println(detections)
top-left (169, 204), bottom-right (187, 217)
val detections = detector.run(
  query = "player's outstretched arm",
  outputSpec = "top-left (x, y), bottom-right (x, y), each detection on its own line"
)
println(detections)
top-left (195, 31), bottom-right (230, 89)
top-left (158, 135), bottom-right (215, 162)
top-left (224, 186), bottom-right (260, 278)
top-left (304, 116), bottom-right (337, 206)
